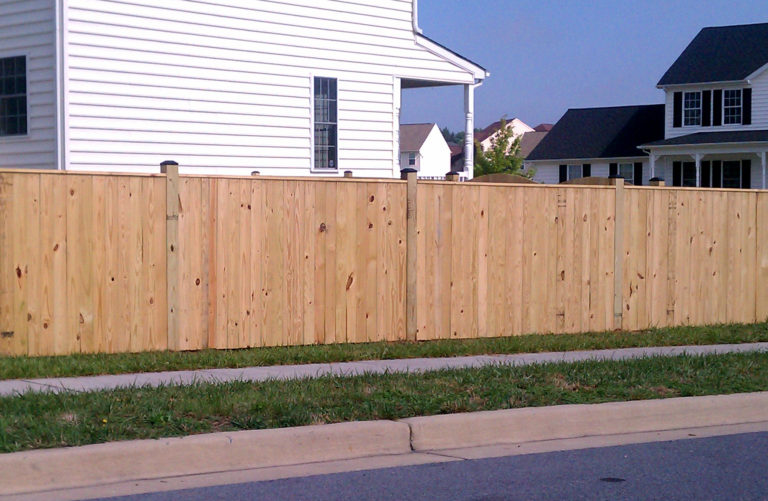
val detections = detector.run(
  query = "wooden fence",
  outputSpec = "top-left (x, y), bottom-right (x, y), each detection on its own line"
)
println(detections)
top-left (1, 167), bottom-right (766, 356)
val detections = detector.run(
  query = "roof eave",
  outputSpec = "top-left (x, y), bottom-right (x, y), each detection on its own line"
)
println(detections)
top-left (657, 79), bottom-right (750, 89)
top-left (526, 155), bottom-right (650, 163)
top-left (415, 34), bottom-right (489, 81)
top-left (641, 140), bottom-right (768, 149)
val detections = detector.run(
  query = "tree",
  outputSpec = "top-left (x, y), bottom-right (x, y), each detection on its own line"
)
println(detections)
top-left (473, 118), bottom-right (532, 178)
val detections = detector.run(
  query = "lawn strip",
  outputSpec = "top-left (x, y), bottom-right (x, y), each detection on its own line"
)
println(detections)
top-left (1, 322), bottom-right (767, 381)
top-left (1, 351), bottom-right (767, 454)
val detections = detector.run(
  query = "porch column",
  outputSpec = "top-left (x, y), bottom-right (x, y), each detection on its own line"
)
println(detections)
top-left (694, 153), bottom-right (702, 187)
top-left (649, 153), bottom-right (657, 179)
top-left (464, 84), bottom-right (475, 177)
top-left (762, 151), bottom-right (767, 189)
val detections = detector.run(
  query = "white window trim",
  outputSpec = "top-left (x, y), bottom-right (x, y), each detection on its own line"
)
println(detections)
top-left (0, 52), bottom-right (30, 142)
top-left (723, 88), bottom-right (743, 126)
top-left (309, 73), bottom-right (340, 173)
top-left (566, 164), bottom-right (583, 181)
top-left (618, 163), bottom-right (634, 184)
top-left (683, 91), bottom-right (702, 127)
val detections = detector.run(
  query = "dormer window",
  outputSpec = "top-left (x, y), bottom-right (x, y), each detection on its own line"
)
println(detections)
top-left (723, 89), bottom-right (742, 124)
top-left (683, 91), bottom-right (701, 126)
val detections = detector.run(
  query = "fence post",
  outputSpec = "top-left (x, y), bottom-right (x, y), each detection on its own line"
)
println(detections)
top-left (610, 175), bottom-right (625, 331)
top-left (401, 168), bottom-right (418, 342)
top-left (344, 171), bottom-right (354, 178)
top-left (650, 177), bottom-right (666, 187)
top-left (445, 171), bottom-right (460, 182)
top-left (161, 160), bottom-right (180, 350)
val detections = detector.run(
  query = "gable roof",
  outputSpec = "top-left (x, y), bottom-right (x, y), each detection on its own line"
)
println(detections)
top-left (658, 22), bottom-right (768, 86)
top-left (533, 124), bottom-right (553, 132)
top-left (400, 123), bottom-right (436, 152)
top-left (519, 131), bottom-right (548, 159)
top-left (526, 105), bottom-right (665, 161)
top-left (475, 118), bottom-right (532, 143)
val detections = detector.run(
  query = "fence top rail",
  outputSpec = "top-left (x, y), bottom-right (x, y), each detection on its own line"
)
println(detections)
top-left (0, 168), bottom-right (164, 179)
top-left (625, 185), bottom-right (767, 194)
top-left (432, 180), bottom-right (616, 190)
top-left (180, 173), bottom-right (407, 184)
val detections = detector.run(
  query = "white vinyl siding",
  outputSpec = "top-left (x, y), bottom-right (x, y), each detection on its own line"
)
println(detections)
top-left (0, 0), bottom-right (57, 169)
top-left (62, 0), bottom-right (478, 175)
top-left (529, 162), bottom-right (624, 184)
top-left (664, 70), bottom-right (768, 139)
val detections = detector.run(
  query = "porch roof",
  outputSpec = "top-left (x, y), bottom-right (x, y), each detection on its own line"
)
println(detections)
top-left (641, 130), bottom-right (768, 149)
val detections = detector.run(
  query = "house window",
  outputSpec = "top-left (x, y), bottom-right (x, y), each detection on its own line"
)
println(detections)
top-left (722, 161), bottom-right (742, 188)
top-left (683, 91), bottom-right (701, 126)
top-left (0, 56), bottom-right (27, 137)
top-left (673, 161), bottom-right (697, 187)
top-left (567, 164), bottom-right (582, 180)
top-left (314, 77), bottom-right (337, 170)
top-left (619, 163), bottom-right (634, 184)
top-left (408, 152), bottom-right (416, 167)
top-left (723, 89), bottom-right (742, 125)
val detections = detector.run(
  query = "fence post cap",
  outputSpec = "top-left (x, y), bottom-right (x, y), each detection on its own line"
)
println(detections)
top-left (608, 174), bottom-right (624, 179)
top-left (400, 168), bottom-right (417, 174)
top-left (160, 160), bottom-right (179, 167)
top-left (649, 177), bottom-right (665, 182)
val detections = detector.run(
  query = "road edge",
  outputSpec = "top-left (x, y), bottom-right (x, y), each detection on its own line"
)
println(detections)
top-left (2, 392), bottom-right (767, 496)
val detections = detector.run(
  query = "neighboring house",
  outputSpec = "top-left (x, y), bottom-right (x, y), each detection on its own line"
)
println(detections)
top-left (533, 123), bottom-right (554, 132)
top-left (400, 123), bottom-right (451, 178)
top-left (449, 143), bottom-right (465, 173)
top-left (0, 0), bottom-right (488, 177)
top-left (476, 118), bottom-right (534, 151)
top-left (525, 105), bottom-right (665, 185)
top-left (519, 130), bottom-right (549, 160)
top-left (640, 22), bottom-right (768, 189)
top-left (527, 22), bottom-right (768, 189)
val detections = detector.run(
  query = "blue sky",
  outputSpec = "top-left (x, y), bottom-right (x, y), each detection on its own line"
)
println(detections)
top-left (401, 0), bottom-right (768, 131)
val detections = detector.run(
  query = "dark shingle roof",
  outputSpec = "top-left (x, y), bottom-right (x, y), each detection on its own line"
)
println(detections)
top-left (658, 22), bottom-right (768, 86)
top-left (526, 105), bottom-right (665, 161)
top-left (533, 123), bottom-right (553, 132)
top-left (642, 129), bottom-right (768, 147)
top-left (400, 123), bottom-right (435, 152)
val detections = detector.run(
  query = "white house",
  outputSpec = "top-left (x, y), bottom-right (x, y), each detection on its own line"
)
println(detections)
top-left (641, 22), bottom-right (768, 189)
top-left (476, 117), bottom-right (534, 151)
top-left (526, 22), bottom-right (768, 189)
top-left (399, 123), bottom-right (451, 179)
top-left (0, 0), bottom-right (488, 177)
top-left (524, 105), bottom-right (665, 185)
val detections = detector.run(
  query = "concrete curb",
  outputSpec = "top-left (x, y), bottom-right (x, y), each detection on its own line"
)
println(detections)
top-left (0, 420), bottom-right (411, 496)
top-left (1, 393), bottom-right (767, 496)
top-left (402, 392), bottom-right (768, 451)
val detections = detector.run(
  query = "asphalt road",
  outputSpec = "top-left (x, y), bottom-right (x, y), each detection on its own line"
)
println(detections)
top-left (97, 432), bottom-right (768, 501)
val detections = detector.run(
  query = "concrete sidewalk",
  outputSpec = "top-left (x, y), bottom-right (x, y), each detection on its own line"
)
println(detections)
top-left (2, 342), bottom-right (767, 397)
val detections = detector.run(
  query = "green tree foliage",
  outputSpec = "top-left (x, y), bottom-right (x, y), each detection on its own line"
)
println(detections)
top-left (473, 118), bottom-right (533, 178)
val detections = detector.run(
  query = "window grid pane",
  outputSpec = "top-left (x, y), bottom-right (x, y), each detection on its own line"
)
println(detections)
top-left (314, 77), bottom-right (338, 169)
top-left (683, 92), bottom-right (701, 126)
top-left (0, 55), bottom-right (27, 137)
top-left (723, 89), bottom-right (742, 125)
top-left (567, 164), bottom-right (581, 180)
top-left (619, 163), bottom-right (634, 184)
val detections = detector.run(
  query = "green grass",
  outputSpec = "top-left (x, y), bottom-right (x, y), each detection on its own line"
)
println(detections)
top-left (1, 351), bottom-right (766, 454)
top-left (1, 322), bottom-right (767, 381)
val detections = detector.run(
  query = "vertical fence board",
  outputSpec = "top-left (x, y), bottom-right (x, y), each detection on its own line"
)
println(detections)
top-left (178, 178), bottom-right (204, 351)
top-left (0, 173), bottom-right (13, 354)
top-left (38, 175), bottom-right (67, 356)
top-left (757, 192), bottom-right (768, 322)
